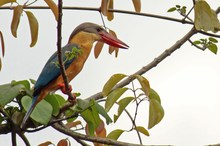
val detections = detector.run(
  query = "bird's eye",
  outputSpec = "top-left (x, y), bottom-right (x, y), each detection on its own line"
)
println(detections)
top-left (97, 28), bottom-right (102, 32)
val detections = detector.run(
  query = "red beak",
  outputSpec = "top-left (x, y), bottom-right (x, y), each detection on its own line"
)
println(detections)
top-left (99, 31), bottom-right (129, 49)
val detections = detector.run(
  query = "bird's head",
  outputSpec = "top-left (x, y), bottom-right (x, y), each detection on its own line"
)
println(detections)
top-left (68, 22), bottom-right (129, 49)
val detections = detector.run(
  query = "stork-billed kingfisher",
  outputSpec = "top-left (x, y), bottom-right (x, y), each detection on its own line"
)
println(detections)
top-left (21, 22), bottom-right (129, 128)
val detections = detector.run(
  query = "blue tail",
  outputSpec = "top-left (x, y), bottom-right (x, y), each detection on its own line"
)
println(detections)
top-left (21, 96), bottom-right (38, 129)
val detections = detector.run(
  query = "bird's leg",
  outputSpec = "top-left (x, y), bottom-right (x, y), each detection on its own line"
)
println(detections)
top-left (57, 83), bottom-right (76, 102)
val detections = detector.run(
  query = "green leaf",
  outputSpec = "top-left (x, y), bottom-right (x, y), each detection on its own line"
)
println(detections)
top-left (148, 98), bottom-right (164, 129)
top-left (134, 75), bottom-right (150, 96)
top-left (105, 88), bottom-right (128, 112)
top-left (167, 7), bottom-right (176, 12)
top-left (80, 100), bottom-right (102, 136)
top-left (29, 78), bottom-right (36, 85)
top-left (0, 0), bottom-right (16, 7)
top-left (21, 96), bottom-right (52, 125)
top-left (208, 43), bottom-right (218, 54)
top-left (208, 37), bottom-right (218, 43)
top-left (77, 98), bottom-right (90, 110)
top-left (11, 80), bottom-right (30, 90)
top-left (0, 83), bottom-right (24, 106)
top-left (102, 73), bottom-right (126, 97)
top-left (193, 40), bottom-right (201, 45)
top-left (44, 94), bottom-right (62, 116)
top-left (94, 102), bottom-right (112, 124)
top-left (65, 109), bottom-right (78, 123)
top-left (54, 94), bottom-right (66, 107)
top-left (176, 5), bottom-right (181, 8)
top-left (114, 96), bottom-right (134, 122)
top-left (180, 6), bottom-right (186, 15)
top-left (136, 126), bottom-right (150, 136)
top-left (194, 0), bottom-right (220, 32)
top-left (106, 129), bottom-right (124, 140)
top-left (149, 88), bottom-right (161, 103)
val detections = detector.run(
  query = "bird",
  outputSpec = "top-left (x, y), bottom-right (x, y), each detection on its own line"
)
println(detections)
top-left (21, 22), bottom-right (129, 129)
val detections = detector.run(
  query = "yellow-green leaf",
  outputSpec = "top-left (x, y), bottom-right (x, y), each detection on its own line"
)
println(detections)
top-left (105, 88), bottom-right (128, 112)
top-left (132, 0), bottom-right (141, 12)
top-left (102, 73), bottom-right (127, 97)
top-left (134, 75), bottom-right (150, 96)
top-left (94, 102), bottom-right (112, 124)
top-left (136, 126), bottom-right (150, 136)
top-left (194, 0), bottom-right (220, 33)
top-left (149, 88), bottom-right (161, 103)
top-left (25, 11), bottom-right (39, 47)
top-left (106, 129), bottom-right (124, 140)
top-left (148, 98), bottom-right (164, 129)
top-left (94, 42), bottom-right (104, 59)
top-left (114, 96), bottom-right (134, 122)
top-left (11, 5), bottom-right (23, 38)
top-left (208, 43), bottom-right (218, 54)
top-left (209, 37), bottom-right (218, 43)
top-left (44, 0), bottom-right (58, 21)
top-left (0, 0), bottom-right (16, 7)
top-left (0, 31), bottom-right (5, 57)
top-left (107, 0), bottom-right (114, 21)
top-left (101, 0), bottom-right (109, 16)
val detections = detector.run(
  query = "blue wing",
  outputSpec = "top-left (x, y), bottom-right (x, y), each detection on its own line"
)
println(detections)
top-left (33, 44), bottom-right (81, 96)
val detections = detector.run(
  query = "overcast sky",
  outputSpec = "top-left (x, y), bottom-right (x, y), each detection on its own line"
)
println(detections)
top-left (1, 0), bottom-right (220, 146)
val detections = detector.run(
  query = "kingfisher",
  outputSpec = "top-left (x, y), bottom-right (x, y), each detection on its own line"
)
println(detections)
top-left (21, 22), bottom-right (129, 128)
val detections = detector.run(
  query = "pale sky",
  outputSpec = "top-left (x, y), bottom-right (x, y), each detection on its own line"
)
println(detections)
top-left (0, 0), bottom-right (220, 146)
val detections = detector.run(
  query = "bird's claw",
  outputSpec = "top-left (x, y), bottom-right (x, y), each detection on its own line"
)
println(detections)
top-left (58, 83), bottom-right (76, 103)
top-left (68, 93), bottom-right (76, 103)
top-left (58, 83), bottom-right (72, 94)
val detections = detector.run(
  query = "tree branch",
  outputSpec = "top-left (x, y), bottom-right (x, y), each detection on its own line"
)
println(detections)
top-left (87, 27), bottom-right (197, 101)
top-left (57, 0), bottom-right (74, 99)
top-left (52, 123), bottom-right (154, 146)
top-left (0, 6), bottom-right (193, 25)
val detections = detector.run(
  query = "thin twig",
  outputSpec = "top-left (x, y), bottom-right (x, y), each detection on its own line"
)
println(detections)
top-left (188, 39), bottom-right (205, 51)
top-left (131, 81), bottom-right (142, 145)
top-left (182, 6), bottom-right (194, 22)
top-left (198, 30), bottom-right (220, 38)
top-left (17, 132), bottom-right (31, 146)
top-left (11, 130), bottom-right (17, 146)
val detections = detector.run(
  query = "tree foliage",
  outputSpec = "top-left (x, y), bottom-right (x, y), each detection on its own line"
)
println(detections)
top-left (0, 0), bottom-right (220, 146)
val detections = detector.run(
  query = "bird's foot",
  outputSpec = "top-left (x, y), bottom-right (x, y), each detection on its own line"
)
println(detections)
top-left (68, 93), bottom-right (76, 103)
top-left (58, 83), bottom-right (72, 94)
top-left (58, 83), bottom-right (76, 103)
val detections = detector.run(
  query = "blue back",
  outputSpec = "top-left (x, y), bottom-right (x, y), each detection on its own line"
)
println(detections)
top-left (33, 44), bottom-right (81, 96)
